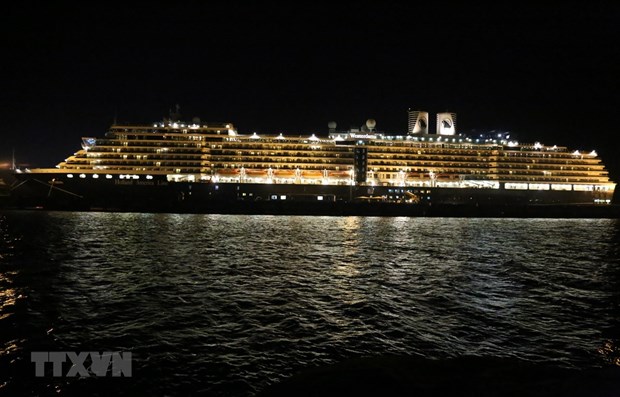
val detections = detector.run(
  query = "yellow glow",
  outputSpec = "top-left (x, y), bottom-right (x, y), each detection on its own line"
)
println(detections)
top-left (0, 272), bottom-right (20, 322)
top-left (598, 340), bottom-right (620, 366)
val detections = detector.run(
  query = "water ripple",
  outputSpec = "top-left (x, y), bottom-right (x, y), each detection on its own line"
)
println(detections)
top-left (0, 212), bottom-right (619, 395)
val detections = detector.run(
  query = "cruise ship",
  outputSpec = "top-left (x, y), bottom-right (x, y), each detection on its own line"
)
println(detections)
top-left (6, 109), bottom-right (617, 215)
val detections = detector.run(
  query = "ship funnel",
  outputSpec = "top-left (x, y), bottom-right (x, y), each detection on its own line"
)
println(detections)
top-left (408, 110), bottom-right (429, 134)
top-left (436, 112), bottom-right (457, 135)
top-left (169, 104), bottom-right (182, 122)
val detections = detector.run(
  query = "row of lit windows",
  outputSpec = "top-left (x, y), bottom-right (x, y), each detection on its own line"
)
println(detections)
top-left (68, 150), bottom-right (604, 172)
top-left (493, 158), bottom-right (601, 166)
top-left (77, 154), bottom-right (204, 161)
top-left (84, 139), bottom-right (602, 162)
top-left (495, 170), bottom-right (607, 177)
top-left (60, 171), bottom-right (613, 193)
top-left (94, 141), bottom-right (206, 149)
top-left (76, 149), bottom-right (606, 171)
top-left (101, 132), bottom-right (591, 158)
top-left (504, 151), bottom-right (589, 159)
top-left (213, 149), bottom-right (350, 156)
top-left (214, 144), bottom-right (351, 152)
top-left (63, 160), bottom-right (207, 167)
top-left (68, 157), bottom-right (206, 164)
top-left (62, 160), bottom-right (609, 182)
top-left (367, 153), bottom-right (601, 165)
top-left (63, 166), bottom-right (205, 173)
top-left (128, 131), bottom-right (212, 138)
top-left (367, 142), bottom-right (501, 150)
top-left (215, 165), bottom-right (348, 171)
top-left (210, 160), bottom-right (351, 167)
top-left (106, 134), bottom-right (210, 141)
top-left (368, 161), bottom-right (490, 169)
top-left (366, 146), bottom-right (500, 155)
top-left (368, 149), bottom-right (600, 164)
top-left (364, 168), bottom-right (607, 181)
top-left (59, 167), bottom-right (611, 187)
top-left (366, 159), bottom-right (604, 171)
top-left (214, 150), bottom-right (351, 157)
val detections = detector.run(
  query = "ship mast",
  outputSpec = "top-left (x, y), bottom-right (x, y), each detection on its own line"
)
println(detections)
top-left (11, 148), bottom-right (15, 171)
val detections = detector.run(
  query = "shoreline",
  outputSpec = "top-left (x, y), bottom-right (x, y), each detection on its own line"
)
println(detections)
top-left (2, 198), bottom-right (619, 218)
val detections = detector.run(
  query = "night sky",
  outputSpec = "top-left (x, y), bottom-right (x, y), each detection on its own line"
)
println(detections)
top-left (2, 2), bottom-right (620, 180)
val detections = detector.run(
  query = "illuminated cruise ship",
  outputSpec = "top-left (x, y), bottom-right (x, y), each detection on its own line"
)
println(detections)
top-left (9, 109), bottom-right (616, 213)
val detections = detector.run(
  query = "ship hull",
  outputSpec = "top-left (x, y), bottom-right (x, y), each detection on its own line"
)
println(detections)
top-left (3, 172), bottom-right (617, 217)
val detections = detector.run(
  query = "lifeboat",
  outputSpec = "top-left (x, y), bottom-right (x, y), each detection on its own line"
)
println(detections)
top-left (407, 172), bottom-right (457, 180)
top-left (274, 169), bottom-right (296, 178)
top-left (301, 170), bottom-right (323, 179)
top-left (436, 173), bottom-right (457, 180)
top-left (216, 168), bottom-right (239, 175)
top-left (328, 171), bottom-right (350, 178)
top-left (245, 169), bottom-right (268, 177)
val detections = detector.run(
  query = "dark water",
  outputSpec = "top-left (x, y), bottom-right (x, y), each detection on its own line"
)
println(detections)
top-left (1, 211), bottom-right (619, 396)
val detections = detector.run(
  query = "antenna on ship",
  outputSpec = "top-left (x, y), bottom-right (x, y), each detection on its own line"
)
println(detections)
top-left (11, 148), bottom-right (16, 171)
top-left (170, 104), bottom-right (182, 121)
top-left (366, 119), bottom-right (376, 132)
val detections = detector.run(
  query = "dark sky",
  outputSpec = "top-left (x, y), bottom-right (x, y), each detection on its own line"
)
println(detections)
top-left (2, 2), bottom-right (620, 179)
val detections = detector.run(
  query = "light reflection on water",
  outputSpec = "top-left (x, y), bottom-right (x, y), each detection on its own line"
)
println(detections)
top-left (0, 211), bottom-right (619, 395)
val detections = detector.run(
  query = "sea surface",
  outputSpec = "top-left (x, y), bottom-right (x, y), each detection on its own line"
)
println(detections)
top-left (0, 211), bottom-right (619, 396)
